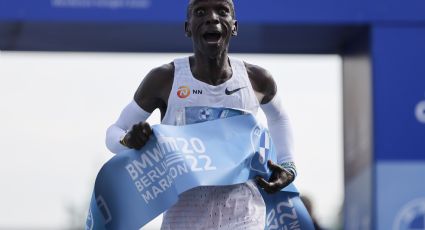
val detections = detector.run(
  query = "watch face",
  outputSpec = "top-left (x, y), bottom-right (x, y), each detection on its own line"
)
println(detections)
top-left (394, 198), bottom-right (425, 230)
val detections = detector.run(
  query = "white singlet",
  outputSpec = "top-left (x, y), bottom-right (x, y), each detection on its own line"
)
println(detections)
top-left (160, 57), bottom-right (265, 230)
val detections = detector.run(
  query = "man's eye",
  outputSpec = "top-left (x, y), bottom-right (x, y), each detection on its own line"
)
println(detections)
top-left (218, 9), bottom-right (229, 16)
top-left (195, 9), bottom-right (205, 16)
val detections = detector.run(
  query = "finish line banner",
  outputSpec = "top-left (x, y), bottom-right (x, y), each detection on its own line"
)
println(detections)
top-left (86, 114), bottom-right (313, 230)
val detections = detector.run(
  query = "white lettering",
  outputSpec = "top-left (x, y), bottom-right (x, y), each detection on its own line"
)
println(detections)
top-left (154, 165), bottom-right (166, 176)
top-left (145, 145), bottom-right (164, 162)
top-left (277, 198), bottom-right (294, 213)
top-left (279, 208), bottom-right (298, 225)
top-left (140, 175), bottom-right (151, 187)
top-left (142, 191), bottom-right (153, 204)
top-left (147, 170), bottom-right (160, 181)
top-left (51, 0), bottom-right (151, 9)
top-left (267, 209), bottom-right (278, 230)
top-left (289, 220), bottom-right (301, 230)
top-left (158, 178), bottom-right (170, 191)
top-left (169, 167), bottom-right (178, 178)
top-left (152, 185), bottom-right (162, 197)
top-left (199, 155), bottom-right (217, 171)
top-left (132, 154), bottom-right (153, 172)
top-left (158, 136), bottom-right (179, 152)
top-left (186, 155), bottom-right (203, 171)
top-left (191, 138), bottom-right (205, 153)
top-left (135, 181), bottom-right (144, 192)
top-left (126, 164), bottom-right (139, 180)
top-left (268, 197), bottom-right (302, 230)
top-left (177, 163), bottom-right (189, 174)
top-left (177, 138), bottom-right (194, 154)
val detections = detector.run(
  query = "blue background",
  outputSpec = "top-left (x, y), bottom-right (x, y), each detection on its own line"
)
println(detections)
top-left (1, 0), bottom-right (425, 22)
top-left (372, 26), bottom-right (425, 161)
top-left (0, 0), bottom-right (423, 52)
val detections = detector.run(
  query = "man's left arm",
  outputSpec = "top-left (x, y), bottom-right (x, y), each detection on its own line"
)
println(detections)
top-left (257, 95), bottom-right (296, 194)
top-left (246, 63), bottom-right (296, 194)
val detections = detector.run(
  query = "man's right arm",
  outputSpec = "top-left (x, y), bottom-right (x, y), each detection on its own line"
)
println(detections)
top-left (105, 63), bottom-right (174, 153)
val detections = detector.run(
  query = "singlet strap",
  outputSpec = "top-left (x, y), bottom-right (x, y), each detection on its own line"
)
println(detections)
top-left (173, 57), bottom-right (192, 81)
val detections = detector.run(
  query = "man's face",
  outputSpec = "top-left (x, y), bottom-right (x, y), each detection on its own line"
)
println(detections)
top-left (185, 0), bottom-right (237, 57)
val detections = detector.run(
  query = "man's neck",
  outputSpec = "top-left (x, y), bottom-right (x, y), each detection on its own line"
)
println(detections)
top-left (190, 52), bottom-right (232, 86)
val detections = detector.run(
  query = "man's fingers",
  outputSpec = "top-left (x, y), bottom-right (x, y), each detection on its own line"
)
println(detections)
top-left (126, 122), bottom-right (152, 150)
top-left (133, 123), bottom-right (151, 140)
top-left (141, 122), bottom-right (152, 135)
top-left (257, 161), bottom-right (293, 194)
top-left (267, 160), bottom-right (283, 172)
top-left (256, 176), bottom-right (270, 189)
top-left (268, 186), bottom-right (282, 194)
top-left (256, 176), bottom-right (281, 194)
top-left (123, 133), bottom-right (138, 149)
top-left (132, 124), bottom-right (143, 135)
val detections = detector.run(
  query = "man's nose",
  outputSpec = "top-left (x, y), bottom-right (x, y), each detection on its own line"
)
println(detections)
top-left (205, 11), bottom-right (219, 25)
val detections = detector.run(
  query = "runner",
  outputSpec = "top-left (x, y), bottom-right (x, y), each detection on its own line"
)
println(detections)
top-left (106, 0), bottom-right (296, 228)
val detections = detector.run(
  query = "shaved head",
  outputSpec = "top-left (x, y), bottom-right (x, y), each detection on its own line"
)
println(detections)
top-left (187, 0), bottom-right (235, 19)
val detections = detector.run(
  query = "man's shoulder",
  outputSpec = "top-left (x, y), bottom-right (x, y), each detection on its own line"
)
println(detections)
top-left (243, 61), bottom-right (277, 103)
top-left (134, 62), bottom-right (175, 112)
top-left (145, 62), bottom-right (175, 82)
top-left (244, 61), bottom-right (272, 80)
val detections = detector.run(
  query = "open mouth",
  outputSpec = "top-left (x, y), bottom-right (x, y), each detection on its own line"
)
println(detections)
top-left (202, 31), bottom-right (222, 43)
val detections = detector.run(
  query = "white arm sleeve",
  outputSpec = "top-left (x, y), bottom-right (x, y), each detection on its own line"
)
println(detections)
top-left (105, 100), bottom-right (151, 154)
top-left (260, 95), bottom-right (294, 165)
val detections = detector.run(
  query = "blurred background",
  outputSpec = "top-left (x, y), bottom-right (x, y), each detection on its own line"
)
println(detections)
top-left (1, 0), bottom-right (425, 230)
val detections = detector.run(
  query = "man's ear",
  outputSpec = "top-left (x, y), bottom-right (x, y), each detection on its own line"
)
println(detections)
top-left (185, 22), bottom-right (192, 37)
top-left (231, 20), bottom-right (238, 36)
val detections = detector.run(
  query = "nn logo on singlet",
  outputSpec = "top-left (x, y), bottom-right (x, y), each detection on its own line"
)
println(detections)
top-left (177, 86), bottom-right (202, 98)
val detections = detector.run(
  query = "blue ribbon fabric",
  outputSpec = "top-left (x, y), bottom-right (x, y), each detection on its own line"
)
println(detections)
top-left (86, 114), bottom-right (314, 230)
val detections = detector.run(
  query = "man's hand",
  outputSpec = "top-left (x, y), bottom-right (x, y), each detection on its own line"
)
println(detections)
top-left (120, 122), bottom-right (152, 150)
top-left (256, 160), bottom-right (294, 194)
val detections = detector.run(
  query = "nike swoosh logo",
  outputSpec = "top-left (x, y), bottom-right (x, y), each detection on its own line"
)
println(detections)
top-left (225, 86), bottom-right (246, 95)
